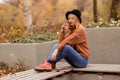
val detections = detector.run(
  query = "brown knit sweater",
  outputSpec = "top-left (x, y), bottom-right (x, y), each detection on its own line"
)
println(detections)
top-left (57, 27), bottom-right (90, 59)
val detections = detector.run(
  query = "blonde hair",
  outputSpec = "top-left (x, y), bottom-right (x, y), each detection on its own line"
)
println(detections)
top-left (76, 22), bottom-right (85, 29)
top-left (74, 15), bottom-right (82, 29)
top-left (76, 23), bottom-right (80, 28)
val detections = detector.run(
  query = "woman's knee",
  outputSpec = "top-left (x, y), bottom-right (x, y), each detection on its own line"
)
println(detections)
top-left (62, 45), bottom-right (73, 52)
top-left (64, 45), bottom-right (72, 49)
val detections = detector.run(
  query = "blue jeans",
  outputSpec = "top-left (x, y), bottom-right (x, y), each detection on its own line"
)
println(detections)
top-left (47, 43), bottom-right (88, 68)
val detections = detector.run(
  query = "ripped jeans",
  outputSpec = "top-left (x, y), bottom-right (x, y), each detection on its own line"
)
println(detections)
top-left (47, 43), bottom-right (88, 68)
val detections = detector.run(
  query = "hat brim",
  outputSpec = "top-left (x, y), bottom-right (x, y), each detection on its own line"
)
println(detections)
top-left (65, 11), bottom-right (82, 23)
top-left (65, 11), bottom-right (74, 20)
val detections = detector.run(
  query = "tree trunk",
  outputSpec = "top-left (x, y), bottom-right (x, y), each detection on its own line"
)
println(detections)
top-left (75, 0), bottom-right (87, 11)
top-left (23, 0), bottom-right (33, 35)
top-left (93, 0), bottom-right (98, 22)
top-left (109, 0), bottom-right (120, 20)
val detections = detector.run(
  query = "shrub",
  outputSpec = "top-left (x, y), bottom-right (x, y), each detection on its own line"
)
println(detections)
top-left (86, 18), bottom-right (120, 28)
top-left (0, 20), bottom-right (24, 43)
top-left (0, 58), bottom-right (30, 77)
top-left (10, 32), bottom-right (58, 43)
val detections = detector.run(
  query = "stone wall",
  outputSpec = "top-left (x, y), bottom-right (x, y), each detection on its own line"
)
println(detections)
top-left (0, 28), bottom-right (120, 68)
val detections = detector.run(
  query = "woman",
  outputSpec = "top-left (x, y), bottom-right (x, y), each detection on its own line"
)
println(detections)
top-left (34, 9), bottom-right (90, 71)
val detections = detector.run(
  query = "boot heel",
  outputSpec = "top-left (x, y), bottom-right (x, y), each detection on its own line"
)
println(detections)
top-left (52, 62), bottom-right (56, 69)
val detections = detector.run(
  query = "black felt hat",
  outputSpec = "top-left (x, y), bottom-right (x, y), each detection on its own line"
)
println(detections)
top-left (65, 9), bottom-right (82, 23)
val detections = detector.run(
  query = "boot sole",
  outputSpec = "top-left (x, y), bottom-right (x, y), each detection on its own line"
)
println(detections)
top-left (34, 68), bottom-right (52, 72)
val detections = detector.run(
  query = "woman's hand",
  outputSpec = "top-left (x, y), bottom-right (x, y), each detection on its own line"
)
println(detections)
top-left (51, 49), bottom-right (58, 61)
top-left (61, 22), bottom-right (69, 30)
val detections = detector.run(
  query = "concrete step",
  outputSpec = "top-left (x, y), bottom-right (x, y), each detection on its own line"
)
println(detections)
top-left (73, 64), bottom-right (120, 73)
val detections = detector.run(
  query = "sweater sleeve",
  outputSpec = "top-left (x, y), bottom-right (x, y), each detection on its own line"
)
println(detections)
top-left (57, 28), bottom-right (86, 50)
top-left (58, 30), bottom-right (65, 43)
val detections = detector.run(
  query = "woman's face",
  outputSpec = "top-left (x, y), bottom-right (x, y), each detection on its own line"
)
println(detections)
top-left (68, 14), bottom-right (78, 27)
